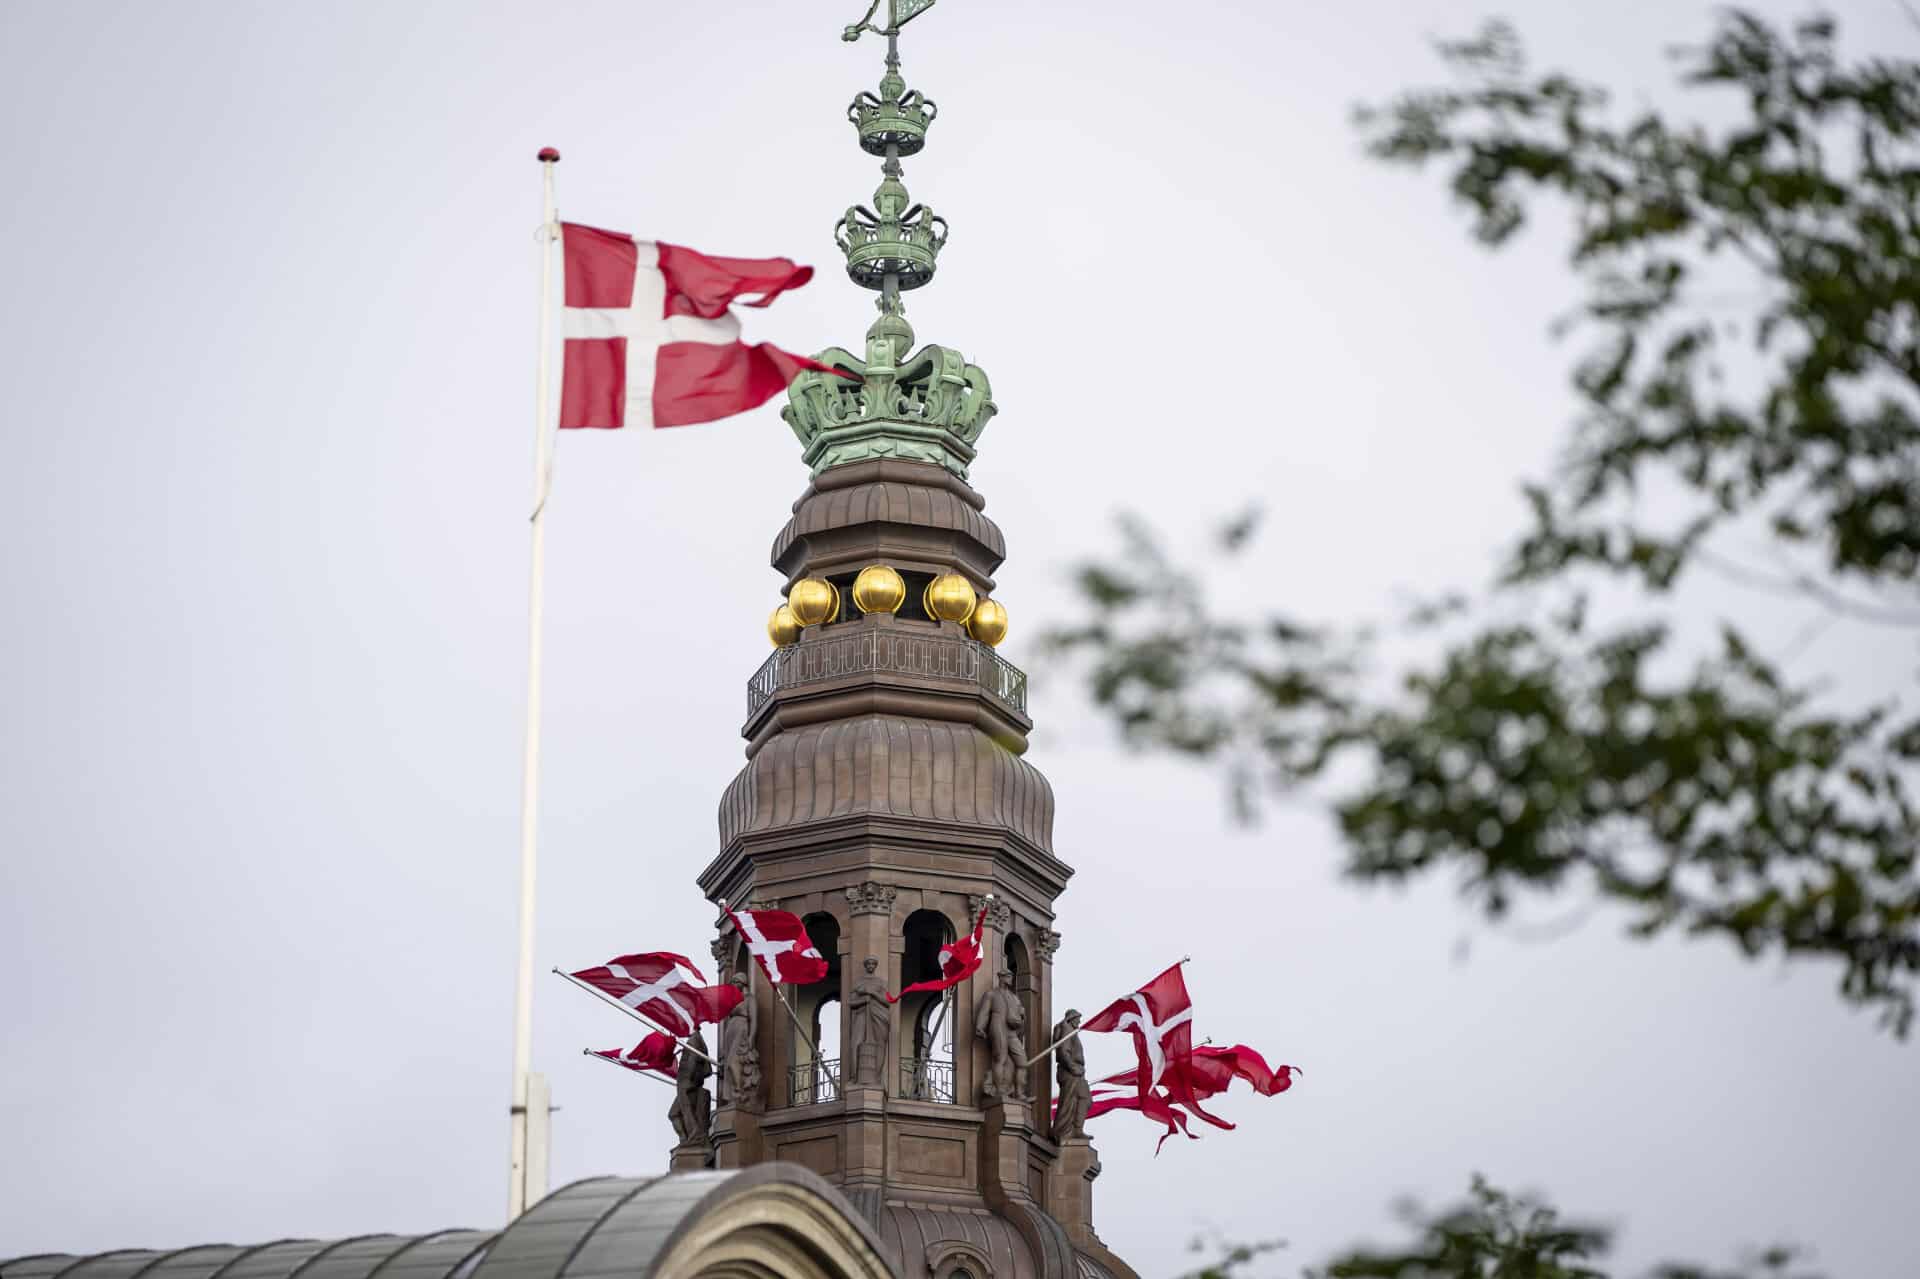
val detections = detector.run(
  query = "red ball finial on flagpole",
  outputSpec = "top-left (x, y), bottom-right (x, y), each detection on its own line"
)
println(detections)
top-left (537, 147), bottom-right (561, 163)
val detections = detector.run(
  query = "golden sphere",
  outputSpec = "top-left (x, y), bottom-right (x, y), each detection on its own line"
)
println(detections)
top-left (851, 564), bottom-right (907, 615)
top-left (923, 572), bottom-right (978, 624)
top-left (968, 598), bottom-right (1009, 647)
top-left (767, 604), bottom-right (802, 647)
top-left (787, 577), bottom-right (840, 627)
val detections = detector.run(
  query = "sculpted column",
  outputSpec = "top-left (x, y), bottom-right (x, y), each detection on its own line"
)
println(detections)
top-left (841, 881), bottom-right (897, 1192)
top-left (1034, 927), bottom-right (1061, 1127)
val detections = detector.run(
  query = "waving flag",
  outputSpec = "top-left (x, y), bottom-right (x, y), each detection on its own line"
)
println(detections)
top-left (1083, 1082), bottom-right (1201, 1155)
top-left (1097, 1043), bottom-right (1298, 1106)
top-left (569, 951), bottom-right (743, 1036)
top-left (1081, 961), bottom-right (1218, 1122)
top-left (725, 907), bottom-right (830, 985)
top-left (558, 224), bottom-right (849, 430)
top-left (887, 906), bottom-right (989, 1004)
top-left (1188, 1044), bottom-right (1298, 1098)
top-left (590, 1032), bottom-right (679, 1076)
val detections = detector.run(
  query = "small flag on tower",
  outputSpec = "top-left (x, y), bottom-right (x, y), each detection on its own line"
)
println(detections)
top-left (1083, 1082), bottom-right (1201, 1154)
top-left (589, 1032), bottom-right (679, 1076)
top-left (887, 906), bottom-right (989, 1004)
top-left (567, 951), bottom-right (743, 1036)
top-left (725, 907), bottom-right (831, 985)
top-left (1081, 960), bottom-right (1215, 1121)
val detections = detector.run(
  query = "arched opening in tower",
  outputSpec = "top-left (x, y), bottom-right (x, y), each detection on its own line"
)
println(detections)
top-left (792, 911), bottom-right (842, 1105)
top-left (901, 908), bottom-right (957, 1102)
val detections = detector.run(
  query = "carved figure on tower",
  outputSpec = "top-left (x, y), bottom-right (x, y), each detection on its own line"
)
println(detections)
top-left (718, 973), bottom-right (761, 1109)
top-left (974, 965), bottom-right (1028, 1102)
top-left (848, 956), bottom-right (892, 1087)
top-left (668, 1028), bottom-right (713, 1149)
top-left (1051, 1009), bottom-right (1090, 1141)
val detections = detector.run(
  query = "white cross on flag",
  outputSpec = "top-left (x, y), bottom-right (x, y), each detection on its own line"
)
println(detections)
top-left (725, 908), bottom-right (830, 985)
top-left (557, 223), bottom-right (851, 430)
top-left (1080, 960), bottom-right (1207, 1119)
top-left (569, 951), bottom-right (742, 1036)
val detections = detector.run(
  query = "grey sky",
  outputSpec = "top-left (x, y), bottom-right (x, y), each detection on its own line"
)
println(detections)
top-left (2, 1), bottom-right (1914, 1275)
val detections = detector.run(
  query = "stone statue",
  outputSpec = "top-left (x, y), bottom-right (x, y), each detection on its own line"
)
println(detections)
top-left (847, 956), bottom-right (892, 1087)
top-left (1050, 1010), bottom-right (1089, 1141)
top-left (668, 1028), bottom-right (712, 1148)
top-left (718, 973), bottom-right (760, 1109)
top-left (973, 965), bottom-right (1028, 1102)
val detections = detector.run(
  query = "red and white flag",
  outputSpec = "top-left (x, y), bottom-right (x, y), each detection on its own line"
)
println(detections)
top-left (1081, 961), bottom-right (1210, 1119)
top-left (1096, 1043), bottom-right (1297, 1106)
top-left (887, 906), bottom-right (989, 1004)
top-left (1187, 1044), bottom-right (1298, 1098)
top-left (725, 907), bottom-right (830, 985)
top-left (558, 223), bottom-right (848, 430)
top-left (1083, 1082), bottom-right (1201, 1155)
top-left (569, 951), bottom-right (743, 1036)
top-left (590, 1031), bottom-right (678, 1076)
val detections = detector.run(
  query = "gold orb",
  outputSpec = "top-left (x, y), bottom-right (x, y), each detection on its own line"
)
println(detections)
top-left (767, 604), bottom-right (801, 647)
top-left (968, 598), bottom-right (1009, 647)
top-left (852, 564), bottom-right (907, 614)
top-left (923, 572), bottom-right (978, 624)
top-left (787, 577), bottom-right (840, 627)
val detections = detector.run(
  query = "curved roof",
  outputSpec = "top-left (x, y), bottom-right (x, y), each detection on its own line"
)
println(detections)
top-left (3, 1169), bottom-right (890, 1279)
top-left (719, 714), bottom-right (1055, 852)
top-left (1, 1235), bottom-right (495, 1279)
top-left (772, 476), bottom-right (1007, 568)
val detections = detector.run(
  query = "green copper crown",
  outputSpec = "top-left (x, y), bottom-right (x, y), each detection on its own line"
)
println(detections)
top-left (787, 5), bottom-right (995, 479)
top-left (784, 322), bottom-right (995, 478)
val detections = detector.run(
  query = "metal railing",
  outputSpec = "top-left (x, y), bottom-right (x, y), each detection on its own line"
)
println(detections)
top-left (789, 1057), bottom-right (840, 1107)
top-left (901, 1056), bottom-right (956, 1104)
top-left (748, 630), bottom-right (1028, 718)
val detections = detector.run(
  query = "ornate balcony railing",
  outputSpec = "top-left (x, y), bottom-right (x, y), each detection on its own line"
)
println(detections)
top-left (747, 629), bottom-right (1027, 719)
top-left (900, 1055), bottom-right (956, 1104)
top-left (789, 1057), bottom-right (840, 1107)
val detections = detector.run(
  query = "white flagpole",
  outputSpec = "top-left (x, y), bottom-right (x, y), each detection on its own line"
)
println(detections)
top-left (508, 146), bottom-right (561, 1222)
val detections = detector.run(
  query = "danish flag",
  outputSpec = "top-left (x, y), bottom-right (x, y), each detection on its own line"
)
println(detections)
top-left (590, 1032), bottom-right (679, 1077)
top-left (568, 951), bottom-right (743, 1036)
top-left (725, 908), bottom-right (830, 985)
top-left (1080, 961), bottom-right (1213, 1120)
top-left (887, 906), bottom-right (989, 1004)
top-left (1096, 1043), bottom-right (1297, 1106)
top-left (1083, 1082), bottom-right (1201, 1154)
top-left (558, 223), bottom-right (849, 430)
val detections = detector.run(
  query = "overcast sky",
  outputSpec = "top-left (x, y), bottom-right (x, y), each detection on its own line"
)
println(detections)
top-left (2, 1), bottom-right (1915, 1276)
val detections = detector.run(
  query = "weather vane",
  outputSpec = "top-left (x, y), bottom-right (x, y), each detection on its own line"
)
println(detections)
top-left (842, 0), bottom-right (936, 42)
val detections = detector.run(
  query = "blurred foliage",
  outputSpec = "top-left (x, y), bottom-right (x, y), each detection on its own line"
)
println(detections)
top-left (1046, 9), bottom-right (1920, 1033)
top-left (1175, 1174), bottom-right (1817, 1278)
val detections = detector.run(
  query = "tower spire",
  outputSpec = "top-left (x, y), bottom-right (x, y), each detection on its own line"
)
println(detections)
top-left (781, 0), bottom-right (997, 479)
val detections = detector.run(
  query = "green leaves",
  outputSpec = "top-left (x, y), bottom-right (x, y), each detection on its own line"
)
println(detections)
top-left (1288, 1175), bottom-right (1820, 1279)
top-left (1361, 10), bottom-right (1920, 588)
top-left (1043, 9), bottom-right (1920, 1038)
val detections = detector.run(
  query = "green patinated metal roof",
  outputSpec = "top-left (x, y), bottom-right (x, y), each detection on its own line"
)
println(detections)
top-left (785, 3), bottom-right (996, 480)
